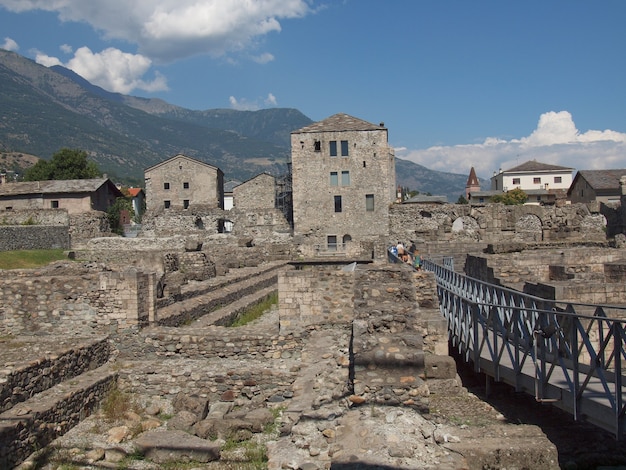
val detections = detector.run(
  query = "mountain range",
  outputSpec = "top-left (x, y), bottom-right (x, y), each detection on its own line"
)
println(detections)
top-left (0, 49), bottom-right (481, 199)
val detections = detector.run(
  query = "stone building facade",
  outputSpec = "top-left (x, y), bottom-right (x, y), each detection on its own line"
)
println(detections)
top-left (233, 173), bottom-right (276, 210)
top-left (0, 178), bottom-right (123, 214)
top-left (144, 154), bottom-right (224, 213)
top-left (290, 113), bottom-right (396, 257)
top-left (568, 169), bottom-right (626, 204)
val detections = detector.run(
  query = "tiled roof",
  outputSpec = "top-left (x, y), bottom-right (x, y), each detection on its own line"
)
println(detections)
top-left (0, 178), bottom-right (116, 196)
top-left (577, 169), bottom-right (626, 190)
top-left (293, 113), bottom-right (385, 133)
top-left (145, 154), bottom-right (220, 173)
top-left (466, 167), bottom-right (479, 186)
top-left (127, 187), bottom-right (144, 197)
top-left (504, 160), bottom-right (573, 173)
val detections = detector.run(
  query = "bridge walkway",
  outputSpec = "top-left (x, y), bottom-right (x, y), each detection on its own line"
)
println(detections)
top-left (390, 250), bottom-right (626, 439)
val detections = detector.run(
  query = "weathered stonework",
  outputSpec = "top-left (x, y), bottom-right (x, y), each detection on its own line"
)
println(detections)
top-left (144, 154), bottom-right (224, 213)
top-left (0, 266), bottom-right (156, 335)
top-left (291, 114), bottom-right (396, 256)
top-left (233, 173), bottom-right (276, 210)
top-left (389, 202), bottom-right (607, 246)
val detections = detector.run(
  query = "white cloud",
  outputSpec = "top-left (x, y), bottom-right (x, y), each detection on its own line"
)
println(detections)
top-left (1, 1), bottom-right (313, 97)
top-left (264, 93), bottom-right (277, 106)
top-left (34, 51), bottom-right (62, 66)
top-left (35, 46), bottom-right (168, 94)
top-left (229, 95), bottom-right (258, 111)
top-left (252, 52), bottom-right (275, 64)
top-left (2, 36), bottom-right (19, 51)
top-left (397, 111), bottom-right (626, 179)
top-left (229, 92), bottom-right (278, 111)
top-left (0, 0), bottom-right (312, 63)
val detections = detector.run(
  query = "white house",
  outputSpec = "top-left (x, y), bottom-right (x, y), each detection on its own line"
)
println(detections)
top-left (491, 160), bottom-right (574, 192)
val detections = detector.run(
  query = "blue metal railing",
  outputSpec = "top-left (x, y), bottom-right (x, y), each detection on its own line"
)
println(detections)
top-left (421, 257), bottom-right (626, 439)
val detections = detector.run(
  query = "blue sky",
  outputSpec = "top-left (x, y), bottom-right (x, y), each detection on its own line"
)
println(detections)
top-left (1, 0), bottom-right (625, 179)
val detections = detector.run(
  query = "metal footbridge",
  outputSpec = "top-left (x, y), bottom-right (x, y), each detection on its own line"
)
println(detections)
top-left (414, 256), bottom-right (626, 439)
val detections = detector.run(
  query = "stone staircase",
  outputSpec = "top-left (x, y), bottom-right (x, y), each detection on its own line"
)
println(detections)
top-left (0, 261), bottom-right (291, 468)
top-left (0, 336), bottom-right (117, 468)
top-left (156, 260), bottom-right (290, 327)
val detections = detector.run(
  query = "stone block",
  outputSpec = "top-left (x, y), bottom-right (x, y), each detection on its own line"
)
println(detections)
top-left (134, 430), bottom-right (220, 463)
top-left (424, 354), bottom-right (457, 379)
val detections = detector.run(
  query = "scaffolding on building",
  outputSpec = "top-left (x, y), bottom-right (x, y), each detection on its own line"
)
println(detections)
top-left (275, 162), bottom-right (293, 229)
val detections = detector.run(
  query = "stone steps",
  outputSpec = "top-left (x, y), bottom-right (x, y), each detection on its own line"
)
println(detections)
top-left (0, 362), bottom-right (117, 468)
top-left (155, 261), bottom-right (289, 327)
top-left (0, 335), bottom-right (111, 413)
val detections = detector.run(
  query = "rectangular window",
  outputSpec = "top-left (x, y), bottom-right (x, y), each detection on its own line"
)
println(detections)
top-left (330, 171), bottom-right (338, 186)
top-left (183, 182), bottom-right (189, 189)
top-left (365, 194), bottom-right (374, 211)
top-left (5, 207), bottom-right (12, 211)
top-left (164, 182), bottom-right (170, 190)
top-left (329, 141), bottom-right (337, 156)
top-left (341, 170), bottom-right (350, 186)
top-left (334, 195), bottom-right (342, 213)
top-left (51, 200), bottom-right (59, 208)
top-left (554, 176), bottom-right (562, 183)
top-left (164, 200), bottom-right (171, 209)
top-left (512, 178), bottom-right (521, 185)
top-left (183, 200), bottom-right (190, 209)
top-left (314, 141), bottom-right (321, 152)
top-left (533, 177), bottom-right (541, 184)
top-left (327, 235), bottom-right (338, 252)
top-left (340, 140), bottom-right (349, 156)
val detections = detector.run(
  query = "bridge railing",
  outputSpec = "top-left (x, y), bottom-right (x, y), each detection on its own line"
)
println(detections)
top-left (422, 257), bottom-right (626, 439)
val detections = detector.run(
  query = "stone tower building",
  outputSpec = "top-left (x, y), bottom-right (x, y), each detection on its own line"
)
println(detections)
top-left (290, 113), bottom-right (396, 256)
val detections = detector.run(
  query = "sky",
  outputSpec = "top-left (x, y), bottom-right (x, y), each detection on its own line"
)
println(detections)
top-left (1, 0), bottom-right (625, 180)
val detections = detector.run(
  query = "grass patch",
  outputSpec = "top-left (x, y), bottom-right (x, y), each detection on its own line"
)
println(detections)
top-left (101, 386), bottom-right (137, 422)
top-left (229, 292), bottom-right (277, 327)
top-left (0, 249), bottom-right (69, 269)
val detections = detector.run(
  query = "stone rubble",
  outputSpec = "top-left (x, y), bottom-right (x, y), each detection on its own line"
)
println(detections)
top-left (15, 305), bottom-right (563, 470)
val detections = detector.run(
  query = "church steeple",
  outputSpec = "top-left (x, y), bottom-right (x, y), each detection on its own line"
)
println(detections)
top-left (465, 166), bottom-right (480, 200)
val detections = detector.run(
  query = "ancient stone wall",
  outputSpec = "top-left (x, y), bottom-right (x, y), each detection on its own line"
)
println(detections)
top-left (75, 235), bottom-right (294, 278)
top-left (134, 327), bottom-right (305, 360)
top-left (69, 211), bottom-right (113, 245)
top-left (0, 370), bottom-right (116, 469)
top-left (389, 202), bottom-right (607, 246)
top-left (465, 247), bottom-right (624, 287)
top-left (0, 209), bottom-right (113, 251)
top-left (0, 268), bottom-right (155, 335)
top-left (526, 281), bottom-right (626, 305)
top-left (278, 266), bottom-right (356, 333)
top-left (0, 226), bottom-right (69, 251)
top-left (0, 337), bottom-right (110, 413)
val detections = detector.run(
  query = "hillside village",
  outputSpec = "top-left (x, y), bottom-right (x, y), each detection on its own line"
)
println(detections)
top-left (1, 113), bottom-right (626, 468)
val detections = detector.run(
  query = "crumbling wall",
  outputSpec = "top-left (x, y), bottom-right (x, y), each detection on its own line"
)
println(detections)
top-left (0, 266), bottom-right (155, 335)
top-left (389, 202), bottom-right (607, 246)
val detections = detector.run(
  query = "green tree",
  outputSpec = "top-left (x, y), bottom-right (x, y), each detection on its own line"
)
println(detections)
top-left (491, 187), bottom-right (528, 205)
top-left (24, 148), bottom-right (101, 181)
top-left (457, 195), bottom-right (468, 204)
top-left (107, 197), bottom-right (134, 235)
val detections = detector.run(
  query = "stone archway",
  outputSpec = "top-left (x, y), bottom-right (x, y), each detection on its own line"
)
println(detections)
top-left (515, 214), bottom-right (543, 242)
